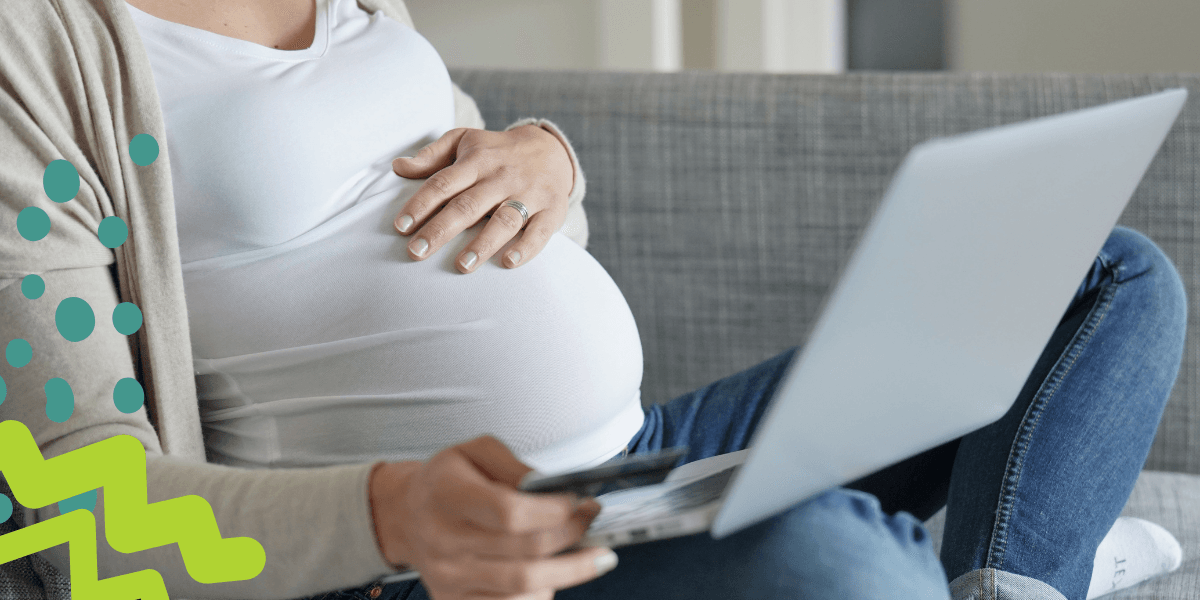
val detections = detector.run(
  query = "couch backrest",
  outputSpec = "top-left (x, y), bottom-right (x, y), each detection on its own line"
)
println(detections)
top-left (453, 70), bottom-right (1200, 475)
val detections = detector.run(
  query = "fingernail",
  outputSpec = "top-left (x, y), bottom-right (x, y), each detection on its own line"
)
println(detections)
top-left (594, 549), bottom-right (618, 575)
top-left (396, 214), bottom-right (413, 233)
top-left (507, 250), bottom-right (521, 266)
top-left (459, 251), bottom-right (477, 270)
top-left (409, 238), bottom-right (429, 258)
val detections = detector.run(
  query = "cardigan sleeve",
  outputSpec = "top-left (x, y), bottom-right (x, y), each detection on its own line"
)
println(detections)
top-left (0, 268), bottom-right (405, 599)
top-left (0, 1), bottom-right (405, 593)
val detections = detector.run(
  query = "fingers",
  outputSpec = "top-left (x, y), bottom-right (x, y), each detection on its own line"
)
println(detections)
top-left (451, 195), bottom-right (556, 273)
top-left (432, 546), bottom-right (618, 597)
top-left (450, 470), bottom-right (583, 535)
top-left (425, 438), bottom-right (584, 536)
top-left (403, 176), bottom-right (505, 261)
top-left (392, 128), bottom-right (469, 179)
top-left (436, 437), bottom-right (603, 553)
top-left (457, 436), bottom-right (535, 487)
top-left (396, 436), bottom-right (615, 600)
top-left (393, 160), bottom-right (480, 238)
top-left (497, 209), bottom-right (563, 270)
top-left (449, 499), bottom-right (601, 559)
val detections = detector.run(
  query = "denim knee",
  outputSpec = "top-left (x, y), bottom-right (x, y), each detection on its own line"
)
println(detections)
top-left (1102, 227), bottom-right (1187, 318)
top-left (1099, 227), bottom-right (1188, 356)
top-left (740, 488), bottom-right (950, 600)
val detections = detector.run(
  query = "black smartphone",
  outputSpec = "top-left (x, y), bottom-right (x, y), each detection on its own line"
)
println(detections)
top-left (517, 446), bottom-right (689, 498)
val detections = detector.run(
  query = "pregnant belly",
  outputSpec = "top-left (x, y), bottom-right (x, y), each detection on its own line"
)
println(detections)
top-left (183, 173), bottom-right (645, 473)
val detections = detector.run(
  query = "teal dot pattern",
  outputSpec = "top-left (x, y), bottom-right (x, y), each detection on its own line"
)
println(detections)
top-left (55, 297), bottom-right (95, 342)
top-left (113, 378), bottom-right (145, 414)
top-left (43, 159), bottom-right (80, 203)
top-left (0, 493), bottom-right (12, 524)
top-left (0, 374), bottom-right (6, 406)
top-left (44, 378), bottom-right (75, 423)
top-left (129, 133), bottom-right (159, 166)
top-left (58, 489), bottom-right (97, 515)
top-left (112, 302), bottom-right (144, 336)
top-left (17, 207), bottom-right (50, 241)
top-left (13, 144), bottom-right (154, 425)
top-left (6, 339), bottom-right (32, 368)
top-left (21, 274), bottom-right (45, 299)
top-left (98, 216), bottom-right (129, 248)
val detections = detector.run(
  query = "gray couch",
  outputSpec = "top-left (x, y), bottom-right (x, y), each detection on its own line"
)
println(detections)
top-left (452, 69), bottom-right (1200, 599)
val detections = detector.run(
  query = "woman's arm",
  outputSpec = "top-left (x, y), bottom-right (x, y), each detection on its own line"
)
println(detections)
top-left (0, 267), bottom-right (401, 599)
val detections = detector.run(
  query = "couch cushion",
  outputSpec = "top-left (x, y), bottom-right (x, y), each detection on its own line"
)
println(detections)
top-left (924, 470), bottom-right (1200, 599)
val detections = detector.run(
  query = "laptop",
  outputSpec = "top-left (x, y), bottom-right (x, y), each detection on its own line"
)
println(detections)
top-left (383, 88), bottom-right (1187, 579)
top-left (554, 87), bottom-right (1189, 548)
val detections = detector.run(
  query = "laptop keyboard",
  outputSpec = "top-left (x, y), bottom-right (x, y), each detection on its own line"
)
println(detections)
top-left (590, 464), bottom-right (740, 530)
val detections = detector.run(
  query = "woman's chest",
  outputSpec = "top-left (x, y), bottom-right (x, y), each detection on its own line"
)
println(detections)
top-left (129, 0), bottom-right (455, 261)
top-left (126, 0), bottom-right (319, 50)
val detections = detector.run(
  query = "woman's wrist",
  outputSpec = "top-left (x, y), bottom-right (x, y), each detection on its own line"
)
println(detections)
top-left (505, 119), bottom-right (578, 195)
top-left (515, 123), bottom-right (575, 196)
top-left (368, 460), bottom-right (422, 569)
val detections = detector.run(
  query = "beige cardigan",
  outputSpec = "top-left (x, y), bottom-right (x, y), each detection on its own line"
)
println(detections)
top-left (0, 0), bottom-right (588, 597)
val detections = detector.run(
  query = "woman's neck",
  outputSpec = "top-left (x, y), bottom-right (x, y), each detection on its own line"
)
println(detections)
top-left (125, 0), bottom-right (318, 50)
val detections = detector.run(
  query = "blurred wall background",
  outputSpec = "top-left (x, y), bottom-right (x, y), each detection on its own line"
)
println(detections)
top-left (951, 0), bottom-right (1200, 73)
top-left (403, 0), bottom-right (1200, 73)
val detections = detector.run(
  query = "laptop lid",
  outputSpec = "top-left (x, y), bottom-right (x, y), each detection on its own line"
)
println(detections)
top-left (711, 88), bottom-right (1188, 538)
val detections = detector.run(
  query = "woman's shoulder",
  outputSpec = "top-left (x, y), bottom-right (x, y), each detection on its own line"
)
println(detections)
top-left (354, 0), bottom-right (414, 28)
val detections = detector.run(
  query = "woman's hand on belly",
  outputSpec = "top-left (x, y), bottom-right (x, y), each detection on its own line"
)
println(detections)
top-left (390, 125), bottom-right (574, 274)
top-left (369, 435), bottom-right (618, 599)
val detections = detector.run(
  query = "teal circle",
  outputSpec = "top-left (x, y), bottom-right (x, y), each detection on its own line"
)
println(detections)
top-left (21, 274), bottom-right (45, 299)
top-left (17, 207), bottom-right (51, 241)
top-left (129, 133), bottom-right (159, 166)
top-left (0, 494), bottom-right (11, 524)
top-left (43, 160), bottom-right (80, 203)
top-left (112, 302), bottom-right (143, 335)
top-left (0, 374), bottom-right (6, 406)
top-left (6, 339), bottom-right (32, 368)
top-left (45, 377), bottom-right (75, 423)
top-left (113, 378), bottom-right (145, 414)
top-left (98, 216), bottom-right (129, 248)
top-left (58, 489), bottom-right (97, 515)
top-left (55, 297), bottom-right (95, 342)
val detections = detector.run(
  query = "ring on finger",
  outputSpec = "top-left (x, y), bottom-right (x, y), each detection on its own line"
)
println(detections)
top-left (501, 200), bottom-right (530, 227)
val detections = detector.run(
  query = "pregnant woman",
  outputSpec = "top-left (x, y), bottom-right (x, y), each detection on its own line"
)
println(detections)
top-left (0, 1), bottom-right (1186, 600)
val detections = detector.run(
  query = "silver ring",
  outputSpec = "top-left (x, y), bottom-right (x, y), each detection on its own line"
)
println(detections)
top-left (502, 200), bottom-right (530, 227)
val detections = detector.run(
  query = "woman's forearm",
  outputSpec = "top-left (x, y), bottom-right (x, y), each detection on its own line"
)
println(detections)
top-left (1, 268), bottom-right (400, 599)
top-left (31, 456), bottom-right (398, 600)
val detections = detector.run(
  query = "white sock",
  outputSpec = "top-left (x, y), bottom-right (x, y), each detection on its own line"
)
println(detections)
top-left (1086, 516), bottom-right (1183, 599)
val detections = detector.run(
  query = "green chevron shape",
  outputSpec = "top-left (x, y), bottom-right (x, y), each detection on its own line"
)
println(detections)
top-left (0, 419), bottom-right (265, 597)
top-left (0, 509), bottom-right (168, 600)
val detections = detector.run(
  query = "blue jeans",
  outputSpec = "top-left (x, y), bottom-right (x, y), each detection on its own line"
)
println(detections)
top-left (315, 227), bottom-right (1186, 600)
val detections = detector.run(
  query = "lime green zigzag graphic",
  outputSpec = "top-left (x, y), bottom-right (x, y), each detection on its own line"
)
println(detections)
top-left (0, 419), bottom-right (265, 600)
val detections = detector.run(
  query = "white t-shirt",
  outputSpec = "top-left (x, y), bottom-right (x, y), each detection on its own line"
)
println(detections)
top-left (126, 0), bottom-right (645, 474)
